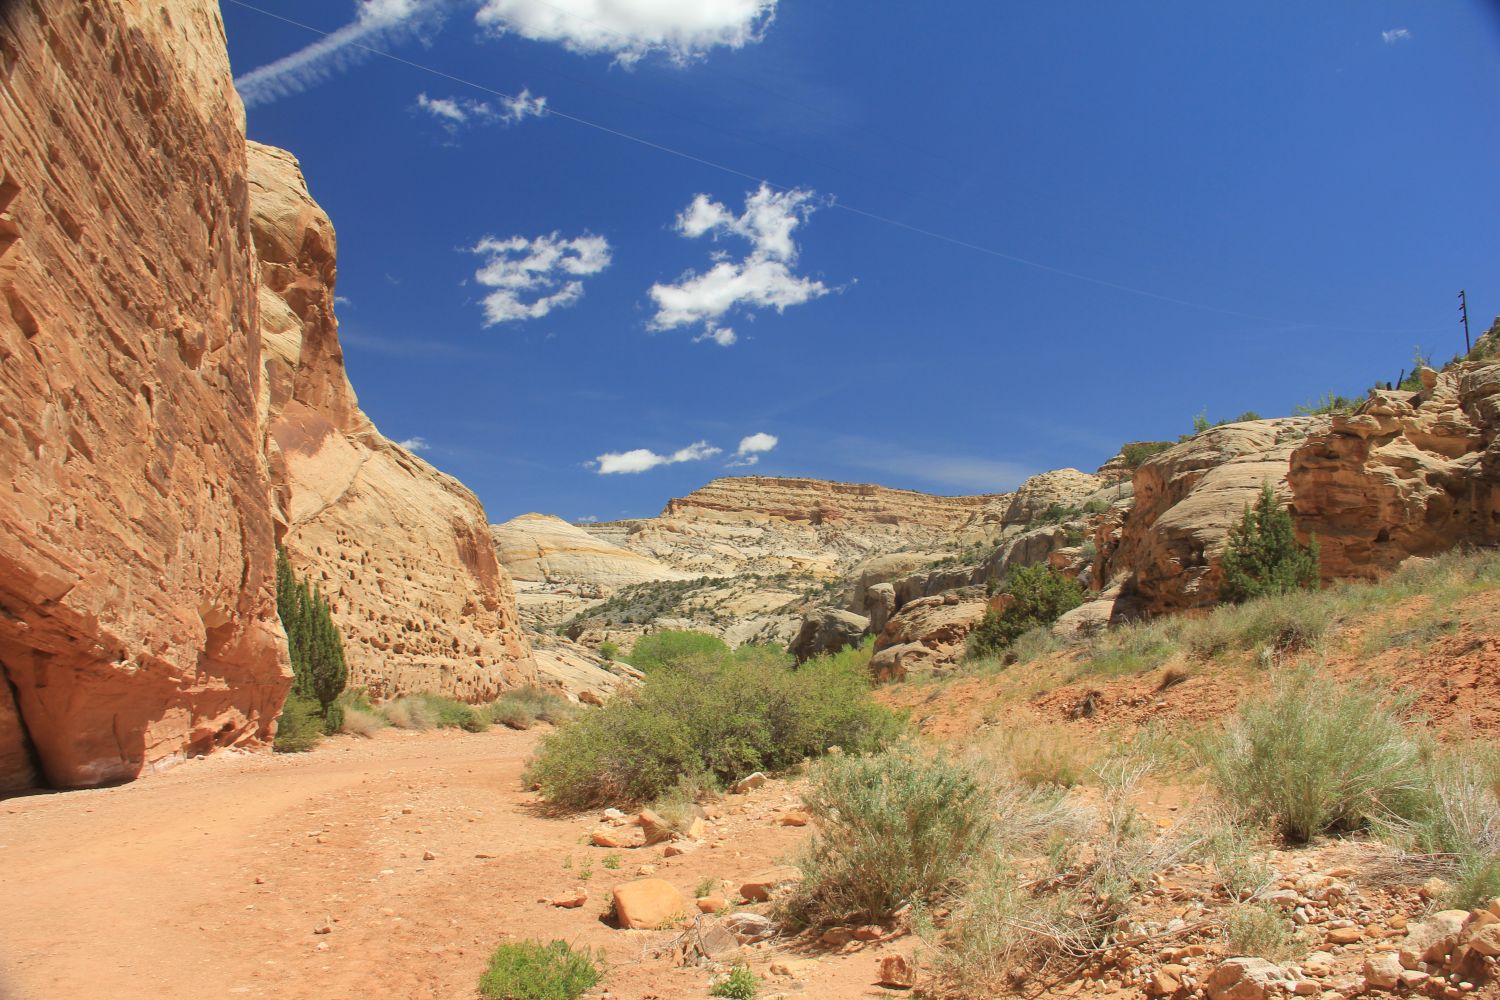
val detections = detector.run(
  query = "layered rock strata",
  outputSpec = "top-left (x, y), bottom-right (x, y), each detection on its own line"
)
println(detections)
top-left (0, 0), bottom-right (289, 789)
top-left (250, 143), bottom-right (536, 702)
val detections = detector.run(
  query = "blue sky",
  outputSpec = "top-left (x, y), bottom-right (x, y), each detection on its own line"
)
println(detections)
top-left (222, 1), bottom-right (1500, 523)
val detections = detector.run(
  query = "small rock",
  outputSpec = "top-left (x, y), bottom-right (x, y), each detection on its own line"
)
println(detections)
top-left (730, 772), bottom-right (767, 794)
top-left (740, 867), bottom-right (802, 902)
top-left (853, 925), bottom-right (884, 942)
top-left (1205, 957), bottom-right (1296, 1000)
top-left (777, 811), bottom-right (809, 827)
top-left (697, 895), bottom-right (727, 913)
top-left (1364, 952), bottom-right (1402, 990)
top-left (820, 927), bottom-right (854, 946)
top-left (590, 830), bottom-right (634, 849)
top-left (550, 890), bottom-right (588, 909)
top-left (1327, 927), bottom-right (1363, 945)
top-left (638, 809), bottom-right (673, 845)
top-left (313, 924), bottom-right (332, 935)
top-left (422, 850), bottom-right (436, 861)
top-left (770, 958), bottom-right (819, 979)
top-left (1421, 878), bottom-right (1452, 901)
top-left (1467, 922), bottom-right (1500, 957)
top-left (1147, 964), bottom-right (1186, 997)
top-left (876, 953), bottom-right (914, 989)
top-left (722, 912), bottom-right (777, 944)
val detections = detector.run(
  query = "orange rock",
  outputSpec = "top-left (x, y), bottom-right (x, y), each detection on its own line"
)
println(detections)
top-left (876, 954), bottom-right (915, 988)
top-left (1326, 926), bottom-right (1363, 945)
top-left (740, 867), bottom-right (803, 902)
top-left (550, 890), bottom-right (587, 909)
top-left (777, 811), bottom-right (809, 827)
top-left (591, 830), bottom-right (637, 849)
top-left (638, 809), bottom-right (673, 845)
top-left (697, 895), bottom-right (728, 913)
top-left (612, 878), bottom-right (687, 930)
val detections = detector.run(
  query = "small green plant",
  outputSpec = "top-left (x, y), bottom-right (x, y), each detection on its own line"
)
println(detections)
top-left (577, 860), bottom-right (593, 882)
top-left (711, 965), bottom-right (759, 1000)
top-left (970, 565), bottom-right (1085, 659)
top-left (1224, 903), bottom-right (1304, 961)
top-left (596, 640), bottom-right (618, 662)
top-left (1197, 671), bottom-right (1428, 843)
top-left (785, 749), bottom-right (993, 925)
top-left (1294, 390), bottom-right (1361, 415)
top-left (272, 692), bottom-right (325, 753)
top-left (477, 940), bottom-right (601, 1000)
top-left (1218, 484), bottom-right (1320, 604)
top-left (601, 852), bottom-right (621, 870)
top-left (695, 877), bottom-right (717, 898)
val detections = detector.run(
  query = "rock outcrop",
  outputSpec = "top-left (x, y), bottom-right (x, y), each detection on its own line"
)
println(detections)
top-left (1098, 418), bottom-right (1321, 611)
top-left (250, 144), bottom-right (535, 702)
top-left (493, 513), bottom-right (690, 587)
top-left (788, 609), bottom-right (869, 663)
top-left (869, 594), bottom-right (988, 682)
top-left (1290, 363), bottom-right (1500, 580)
top-left (0, 0), bottom-right (291, 790)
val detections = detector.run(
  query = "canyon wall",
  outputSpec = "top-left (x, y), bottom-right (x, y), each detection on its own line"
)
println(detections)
top-left (0, 0), bottom-right (289, 790)
top-left (251, 143), bottom-right (536, 702)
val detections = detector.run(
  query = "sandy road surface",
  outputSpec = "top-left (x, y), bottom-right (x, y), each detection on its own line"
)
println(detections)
top-left (0, 727), bottom-right (903, 1000)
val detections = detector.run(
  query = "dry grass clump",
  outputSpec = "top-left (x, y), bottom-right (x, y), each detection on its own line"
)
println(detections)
top-left (1195, 669), bottom-right (1429, 843)
top-left (1223, 902), bottom-right (1307, 961)
top-left (1377, 746), bottom-right (1500, 909)
top-left (486, 687), bottom-right (577, 731)
top-left (340, 706), bottom-right (387, 737)
top-left (985, 723), bottom-right (1097, 789)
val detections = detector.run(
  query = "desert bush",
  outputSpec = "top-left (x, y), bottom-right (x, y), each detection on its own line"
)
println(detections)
top-left (627, 629), bottom-right (730, 672)
top-left (382, 693), bottom-right (487, 732)
top-left (1224, 903), bottom-right (1305, 961)
top-left (1198, 671), bottom-right (1428, 843)
top-left (970, 565), bottom-right (1085, 659)
top-left (1218, 485), bottom-right (1320, 604)
top-left (785, 749), bottom-right (993, 925)
top-left (1180, 587), bottom-right (1334, 658)
top-left (1380, 749), bottom-right (1500, 909)
top-left (477, 939), bottom-right (600, 1000)
top-left (992, 723), bottom-right (1095, 789)
top-left (1120, 441), bottom-right (1175, 468)
top-left (273, 692), bottom-right (324, 753)
top-left (1294, 391), bottom-right (1361, 416)
top-left (710, 965), bottom-right (758, 999)
top-left (596, 640), bottom-right (618, 661)
top-left (526, 645), bottom-right (902, 809)
top-left (487, 687), bottom-right (577, 731)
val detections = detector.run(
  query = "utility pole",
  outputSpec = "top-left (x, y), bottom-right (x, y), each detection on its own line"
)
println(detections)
top-left (1460, 290), bottom-right (1471, 354)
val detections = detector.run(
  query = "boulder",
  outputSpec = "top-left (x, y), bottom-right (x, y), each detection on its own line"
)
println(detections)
top-left (869, 595), bottom-right (987, 680)
top-left (876, 954), bottom-right (915, 988)
top-left (789, 609), bottom-right (869, 663)
top-left (1362, 952), bottom-right (1402, 990)
top-left (612, 878), bottom-right (687, 930)
top-left (1397, 910), bottom-right (1469, 969)
top-left (1204, 957), bottom-right (1297, 1000)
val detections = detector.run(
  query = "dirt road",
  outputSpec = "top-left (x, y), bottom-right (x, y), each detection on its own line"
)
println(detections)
top-left (0, 727), bottom-right (900, 1000)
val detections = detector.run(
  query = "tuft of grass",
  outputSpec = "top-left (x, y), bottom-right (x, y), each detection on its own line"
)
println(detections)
top-left (601, 852), bottom-right (621, 871)
top-left (784, 749), bottom-right (993, 925)
top-left (487, 687), bottom-right (578, 731)
top-left (1223, 903), bottom-right (1306, 961)
top-left (382, 693), bottom-right (488, 732)
top-left (990, 723), bottom-right (1095, 789)
top-left (1379, 747), bottom-right (1500, 909)
top-left (477, 940), bottom-right (601, 1000)
top-left (710, 965), bottom-right (759, 1000)
top-left (526, 644), bottom-right (903, 809)
top-left (1196, 670), bottom-right (1429, 843)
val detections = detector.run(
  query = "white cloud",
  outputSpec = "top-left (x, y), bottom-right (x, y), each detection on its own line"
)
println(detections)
top-left (649, 185), bottom-right (830, 345)
top-left (575, 514), bottom-right (600, 523)
top-left (594, 440), bottom-right (721, 474)
top-left (397, 436), bottom-right (430, 452)
top-left (415, 88), bottom-right (547, 132)
top-left (727, 431), bottom-right (778, 467)
top-left (334, 295), bottom-right (354, 308)
top-left (474, 0), bottom-right (777, 66)
top-left (235, 0), bottom-right (436, 108)
top-left (1382, 28), bottom-right (1412, 44)
top-left (469, 232), bottom-right (612, 325)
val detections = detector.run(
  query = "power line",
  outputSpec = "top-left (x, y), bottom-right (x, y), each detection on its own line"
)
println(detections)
top-left (224, 0), bottom-right (1446, 338)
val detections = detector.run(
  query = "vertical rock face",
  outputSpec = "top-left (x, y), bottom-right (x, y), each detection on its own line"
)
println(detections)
top-left (1289, 362), bottom-right (1500, 580)
top-left (250, 144), bottom-right (536, 702)
top-left (0, 0), bottom-right (290, 790)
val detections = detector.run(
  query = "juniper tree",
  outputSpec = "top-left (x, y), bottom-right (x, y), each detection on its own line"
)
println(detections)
top-left (274, 548), bottom-right (348, 732)
top-left (1218, 484), bottom-right (1321, 604)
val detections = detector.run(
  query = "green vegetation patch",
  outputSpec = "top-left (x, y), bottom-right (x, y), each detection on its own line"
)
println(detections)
top-left (477, 940), bottom-right (600, 1000)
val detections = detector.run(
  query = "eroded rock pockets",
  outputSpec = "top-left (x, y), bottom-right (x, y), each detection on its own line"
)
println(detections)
top-left (249, 142), bottom-right (538, 704)
top-left (0, 0), bottom-right (290, 791)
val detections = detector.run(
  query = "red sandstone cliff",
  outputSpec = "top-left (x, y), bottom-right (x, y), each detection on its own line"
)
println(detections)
top-left (0, 0), bottom-right (289, 790)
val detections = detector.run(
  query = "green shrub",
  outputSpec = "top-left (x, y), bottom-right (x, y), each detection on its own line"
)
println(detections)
top-left (1120, 441), bottom-right (1175, 469)
top-left (627, 630), bottom-right (730, 672)
top-left (785, 749), bottom-right (993, 925)
top-left (597, 640), bottom-right (618, 662)
top-left (1180, 586), bottom-right (1333, 658)
top-left (526, 645), bottom-right (902, 809)
top-left (1293, 391), bottom-right (1361, 416)
top-left (1381, 750), bottom-right (1500, 909)
top-left (477, 940), bottom-right (600, 1000)
top-left (273, 692), bottom-right (325, 753)
top-left (1218, 484), bottom-right (1320, 604)
top-left (1224, 903), bottom-right (1305, 961)
top-left (970, 565), bottom-right (1085, 659)
top-left (711, 965), bottom-right (759, 999)
top-left (1198, 671), bottom-right (1428, 843)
